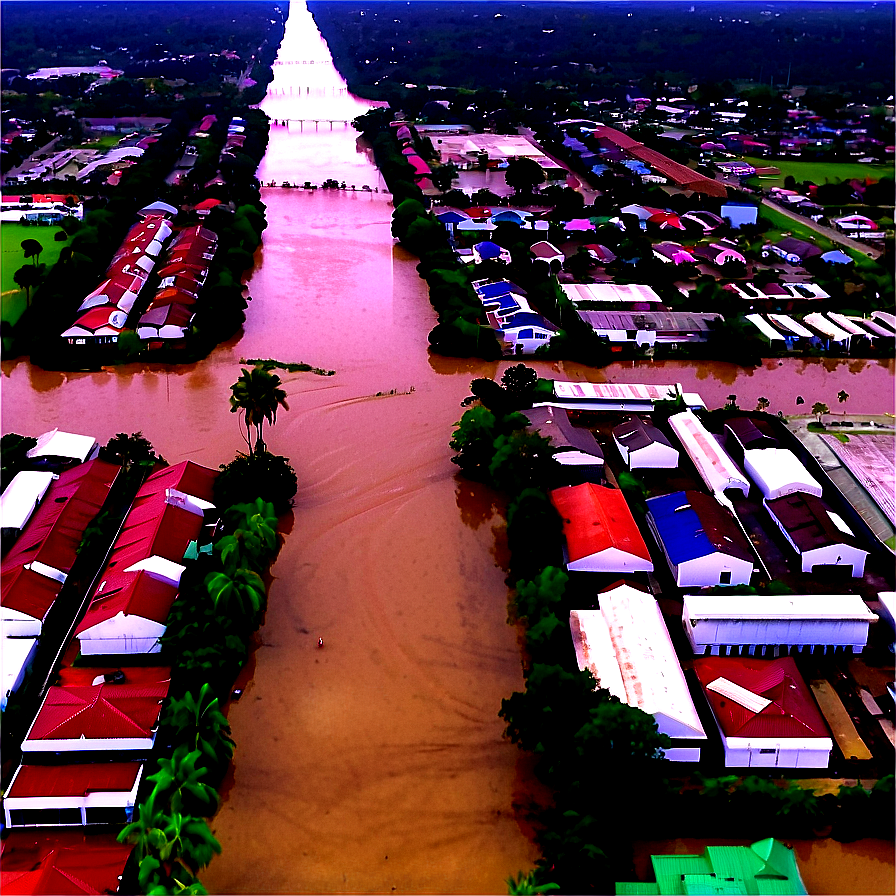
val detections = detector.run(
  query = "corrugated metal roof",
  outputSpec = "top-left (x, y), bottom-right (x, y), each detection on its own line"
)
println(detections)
top-left (743, 448), bottom-right (823, 500)
top-left (765, 492), bottom-right (865, 553)
top-left (75, 570), bottom-right (178, 633)
top-left (523, 406), bottom-right (604, 459)
top-left (612, 416), bottom-right (674, 453)
top-left (7, 762), bottom-right (142, 798)
top-left (551, 483), bottom-right (651, 565)
top-left (693, 656), bottom-right (830, 739)
top-left (25, 668), bottom-right (170, 743)
top-left (668, 411), bottom-right (750, 496)
top-left (646, 491), bottom-right (753, 564)
top-left (724, 417), bottom-right (778, 451)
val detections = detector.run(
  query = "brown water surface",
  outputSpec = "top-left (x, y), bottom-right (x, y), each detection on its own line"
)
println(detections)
top-left (2, 3), bottom-right (894, 892)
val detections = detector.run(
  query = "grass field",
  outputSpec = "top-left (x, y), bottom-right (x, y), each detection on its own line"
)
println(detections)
top-left (73, 134), bottom-right (123, 151)
top-left (744, 156), bottom-right (891, 189)
top-left (1, 222), bottom-right (68, 326)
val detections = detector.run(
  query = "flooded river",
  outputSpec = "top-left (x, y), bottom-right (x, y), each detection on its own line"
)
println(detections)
top-left (1, 2), bottom-right (893, 893)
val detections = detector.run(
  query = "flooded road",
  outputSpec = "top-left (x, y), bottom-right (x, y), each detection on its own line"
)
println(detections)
top-left (1, 2), bottom-right (893, 893)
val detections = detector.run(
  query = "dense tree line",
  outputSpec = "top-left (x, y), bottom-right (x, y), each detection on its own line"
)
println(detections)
top-left (310, 1), bottom-right (893, 106)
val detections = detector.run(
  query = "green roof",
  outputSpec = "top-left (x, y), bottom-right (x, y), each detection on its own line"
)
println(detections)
top-left (616, 841), bottom-right (807, 896)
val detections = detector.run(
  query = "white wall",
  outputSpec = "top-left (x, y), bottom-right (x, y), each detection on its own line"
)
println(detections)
top-left (676, 552), bottom-right (753, 588)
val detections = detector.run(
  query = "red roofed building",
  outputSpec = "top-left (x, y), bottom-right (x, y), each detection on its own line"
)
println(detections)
top-left (2, 461), bottom-right (120, 637)
top-left (4, 762), bottom-right (143, 829)
top-left (693, 656), bottom-right (833, 768)
top-left (1, 830), bottom-right (132, 895)
top-left (592, 125), bottom-right (728, 198)
top-left (22, 667), bottom-right (170, 755)
top-left (550, 482), bottom-right (653, 573)
top-left (72, 461), bottom-right (216, 655)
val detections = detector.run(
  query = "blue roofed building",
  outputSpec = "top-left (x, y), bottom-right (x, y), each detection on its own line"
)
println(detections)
top-left (645, 490), bottom-right (754, 588)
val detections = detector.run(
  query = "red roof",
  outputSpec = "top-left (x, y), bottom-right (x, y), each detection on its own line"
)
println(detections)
top-left (26, 672), bottom-right (170, 742)
top-left (1, 831), bottom-right (132, 896)
top-left (1, 461), bottom-right (120, 617)
top-left (105, 501), bottom-right (204, 572)
top-left (8, 762), bottom-right (142, 798)
top-left (141, 460), bottom-right (217, 503)
top-left (193, 198), bottom-right (222, 211)
top-left (156, 261), bottom-right (208, 279)
top-left (138, 303), bottom-right (195, 328)
top-left (148, 286), bottom-right (198, 307)
top-left (693, 656), bottom-right (829, 739)
top-left (550, 483), bottom-right (651, 564)
top-left (70, 306), bottom-right (127, 332)
top-left (76, 569), bottom-right (179, 633)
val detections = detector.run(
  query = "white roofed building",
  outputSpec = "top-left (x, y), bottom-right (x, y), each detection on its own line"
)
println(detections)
top-left (743, 448), bottom-right (823, 501)
top-left (683, 594), bottom-right (878, 656)
top-left (667, 410), bottom-right (750, 497)
top-left (570, 584), bottom-right (706, 761)
top-left (1, 471), bottom-right (56, 537)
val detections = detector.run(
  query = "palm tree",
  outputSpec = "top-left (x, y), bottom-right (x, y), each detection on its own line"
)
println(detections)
top-left (204, 565), bottom-right (266, 620)
top-left (229, 366), bottom-right (289, 455)
top-left (506, 870), bottom-right (560, 895)
top-left (836, 390), bottom-right (850, 421)
top-left (162, 684), bottom-right (235, 767)
top-left (13, 264), bottom-right (42, 307)
top-left (755, 396), bottom-right (770, 411)
top-left (146, 744), bottom-right (219, 816)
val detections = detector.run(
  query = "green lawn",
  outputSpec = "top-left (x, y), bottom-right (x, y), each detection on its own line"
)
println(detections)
top-left (744, 155), bottom-right (890, 190)
top-left (1, 222), bottom-right (69, 326)
top-left (73, 134), bottom-right (123, 151)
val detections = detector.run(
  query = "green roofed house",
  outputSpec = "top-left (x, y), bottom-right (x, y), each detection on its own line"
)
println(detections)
top-left (616, 838), bottom-right (807, 895)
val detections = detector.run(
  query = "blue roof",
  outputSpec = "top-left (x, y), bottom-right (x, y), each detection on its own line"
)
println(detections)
top-left (501, 312), bottom-right (557, 332)
top-left (474, 241), bottom-right (503, 259)
top-left (481, 294), bottom-right (520, 312)
top-left (477, 280), bottom-right (516, 299)
top-left (491, 210), bottom-right (525, 223)
top-left (646, 491), bottom-right (716, 564)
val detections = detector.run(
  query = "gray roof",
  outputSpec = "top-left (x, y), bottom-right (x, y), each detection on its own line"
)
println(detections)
top-left (612, 416), bottom-right (674, 452)
top-left (523, 406), bottom-right (604, 459)
top-left (577, 310), bottom-right (720, 333)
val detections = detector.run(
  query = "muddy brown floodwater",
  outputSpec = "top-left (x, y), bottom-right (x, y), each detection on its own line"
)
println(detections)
top-left (1, 3), bottom-right (894, 893)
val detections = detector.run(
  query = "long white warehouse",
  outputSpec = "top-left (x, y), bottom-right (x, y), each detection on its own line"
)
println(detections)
top-left (682, 594), bottom-right (877, 656)
top-left (667, 410), bottom-right (750, 497)
top-left (570, 583), bottom-right (707, 762)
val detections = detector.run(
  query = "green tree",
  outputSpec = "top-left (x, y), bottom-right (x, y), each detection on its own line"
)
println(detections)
top-left (755, 396), bottom-right (770, 411)
top-left (489, 429), bottom-right (557, 494)
top-left (229, 365), bottom-right (289, 455)
top-left (837, 390), bottom-right (849, 405)
top-left (13, 264), bottom-right (42, 306)
top-left (506, 870), bottom-right (560, 895)
top-left (500, 364), bottom-right (539, 409)
top-left (812, 401), bottom-right (829, 424)
top-left (204, 565), bottom-right (267, 622)
top-left (20, 237), bottom-right (43, 265)
top-left (505, 157), bottom-right (546, 195)
top-left (146, 744), bottom-right (219, 816)
top-left (162, 684), bottom-right (235, 769)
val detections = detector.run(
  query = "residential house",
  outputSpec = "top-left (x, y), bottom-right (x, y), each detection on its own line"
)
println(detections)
top-left (523, 406), bottom-right (604, 471)
top-left (767, 238), bottom-right (823, 265)
top-left (692, 656), bottom-right (833, 768)
top-left (494, 312), bottom-right (558, 354)
top-left (802, 312), bottom-right (852, 352)
top-left (575, 310), bottom-right (720, 346)
top-left (570, 583), bottom-right (706, 761)
top-left (550, 483), bottom-right (653, 573)
top-left (21, 667), bottom-right (171, 756)
top-left (767, 314), bottom-right (823, 350)
top-left (530, 241), bottom-right (565, 268)
top-left (4, 762), bottom-right (144, 829)
top-left (764, 491), bottom-right (869, 578)
top-left (646, 490), bottom-right (754, 588)
top-left (691, 242), bottom-right (746, 268)
top-left (26, 430), bottom-right (99, 469)
top-left (0, 830), bottom-right (134, 895)
top-left (472, 241), bottom-right (511, 265)
top-left (1, 471), bottom-right (56, 542)
top-left (549, 381), bottom-right (706, 413)
top-left (652, 242), bottom-right (697, 265)
top-left (612, 416), bottom-right (679, 469)
top-left (745, 313), bottom-right (788, 349)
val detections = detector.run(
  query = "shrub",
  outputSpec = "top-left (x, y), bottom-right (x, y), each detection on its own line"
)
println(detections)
top-left (214, 450), bottom-right (297, 515)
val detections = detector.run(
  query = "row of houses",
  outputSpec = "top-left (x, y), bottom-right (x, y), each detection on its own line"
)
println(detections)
top-left (60, 201), bottom-right (217, 348)
top-left (745, 310), bottom-right (896, 352)
top-left (1, 438), bottom-right (220, 880)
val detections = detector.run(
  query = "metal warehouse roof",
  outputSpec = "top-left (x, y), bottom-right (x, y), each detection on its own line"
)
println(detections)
top-left (765, 491), bottom-right (865, 552)
top-left (667, 410), bottom-right (750, 496)
top-left (646, 490), bottom-right (753, 564)
top-left (743, 448), bottom-right (823, 500)
top-left (683, 593), bottom-right (876, 622)
top-left (692, 656), bottom-right (829, 739)
top-left (612, 416), bottom-right (674, 453)
top-left (570, 584), bottom-right (705, 740)
top-left (523, 406), bottom-right (604, 461)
